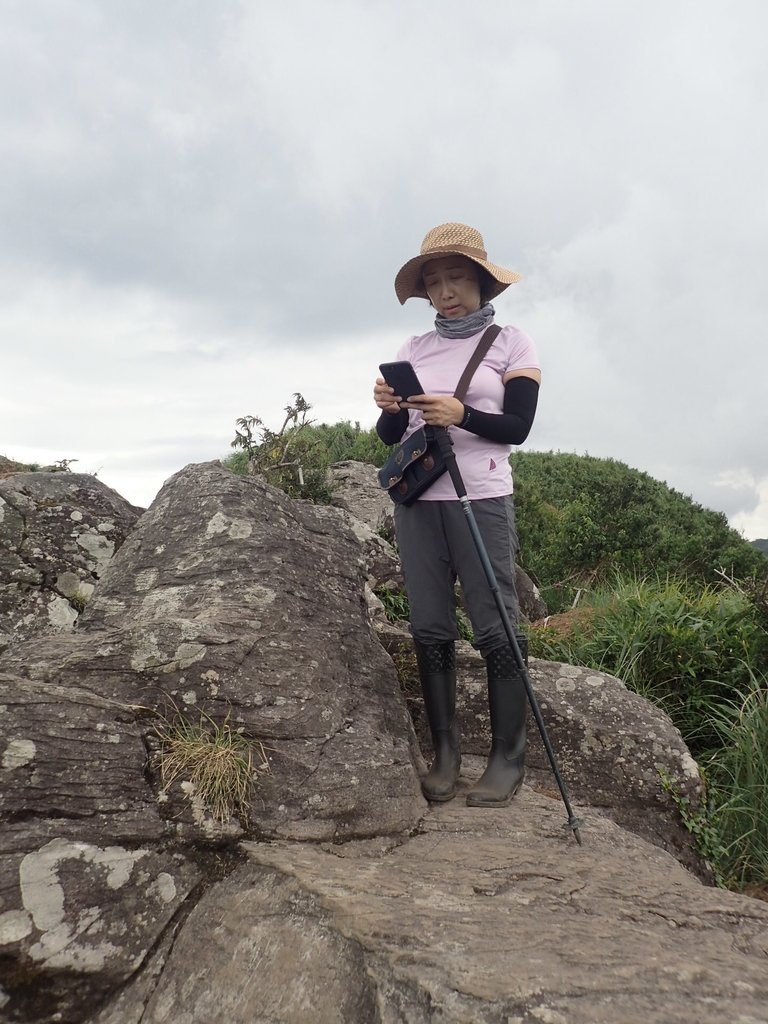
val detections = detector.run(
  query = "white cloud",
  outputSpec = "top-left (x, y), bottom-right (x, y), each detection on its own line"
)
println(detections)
top-left (2, 0), bottom-right (767, 539)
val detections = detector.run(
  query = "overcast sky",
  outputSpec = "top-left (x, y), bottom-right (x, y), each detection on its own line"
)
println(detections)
top-left (2, 0), bottom-right (767, 539)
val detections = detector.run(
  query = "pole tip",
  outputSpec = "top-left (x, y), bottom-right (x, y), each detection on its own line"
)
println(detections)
top-left (564, 817), bottom-right (584, 845)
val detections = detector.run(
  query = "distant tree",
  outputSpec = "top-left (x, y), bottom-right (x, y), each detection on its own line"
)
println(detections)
top-left (511, 451), bottom-right (767, 611)
top-left (229, 394), bottom-right (333, 503)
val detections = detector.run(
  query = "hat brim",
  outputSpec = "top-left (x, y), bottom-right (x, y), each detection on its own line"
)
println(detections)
top-left (394, 249), bottom-right (522, 305)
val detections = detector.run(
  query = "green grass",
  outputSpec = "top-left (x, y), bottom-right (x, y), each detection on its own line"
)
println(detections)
top-left (701, 674), bottom-right (768, 887)
top-left (153, 706), bottom-right (270, 825)
top-left (528, 573), bottom-right (768, 753)
top-left (527, 572), bottom-right (768, 891)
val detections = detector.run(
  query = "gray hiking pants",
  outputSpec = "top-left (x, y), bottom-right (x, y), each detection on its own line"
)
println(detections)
top-left (393, 495), bottom-right (521, 657)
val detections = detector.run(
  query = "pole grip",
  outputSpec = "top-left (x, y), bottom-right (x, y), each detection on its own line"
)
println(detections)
top-left (434, 427), bottom-right (466, 498)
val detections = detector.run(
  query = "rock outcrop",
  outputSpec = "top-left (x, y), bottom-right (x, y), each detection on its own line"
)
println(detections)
top-left (0, 462), bottom-right (422, 1022)
top-left (0, 471), bottom-right (142, 652)
top-left (1, 460), bottom-right (765, 1024)
top-left (329, 459), bottom-right (395, 538)
top-left (92, 794), bottom-right (768, 1024)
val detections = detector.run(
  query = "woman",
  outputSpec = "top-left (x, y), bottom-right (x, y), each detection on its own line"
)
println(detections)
top-left (374, 223), bottom-right (541, 807)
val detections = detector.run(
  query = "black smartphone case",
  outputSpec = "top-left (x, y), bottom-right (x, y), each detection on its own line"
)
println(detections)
top-left (379, 361), bottom-right (424, 399)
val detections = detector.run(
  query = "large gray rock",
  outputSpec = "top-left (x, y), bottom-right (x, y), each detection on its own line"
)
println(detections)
top-left (378, 625), bottom-right (707, 876)
top-left (74, 461), bottom-right (424, 842)
top-left (0, 655), bottom-right (201, 1019)
top-left (92, 793), bottom-right (768, 1024)
top-left (311, 502), bottom-right (402, 592)
top-left (0, 462), bottom-right (424, 1022)
top-left (0, 471), bottom-right (142, 652)
top-left (328, 458), bottom-right (394, 537)
top-left (3, 459), bottom-right (765, 1024)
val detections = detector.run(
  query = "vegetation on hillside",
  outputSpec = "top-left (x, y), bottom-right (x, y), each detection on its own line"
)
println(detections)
top-left (510, 450), bottom-right (766, 613)
top-left (0, 454), bottom-right (78, 475)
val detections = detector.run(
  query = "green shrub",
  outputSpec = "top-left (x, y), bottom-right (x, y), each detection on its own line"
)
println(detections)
top-left (226, 402), bottom-right (389, 505)
top-left (512, 451), bottom-right (766, 613)
top-left (228, 395), bottom-right (333, 503)
top-left (374, 584), bottom-right (410, 623)
top-left (299, 421), bottom-right (389, 467)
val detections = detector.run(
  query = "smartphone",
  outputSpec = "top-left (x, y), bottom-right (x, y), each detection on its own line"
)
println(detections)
top-left (379, 361), bottom-right (425, 402)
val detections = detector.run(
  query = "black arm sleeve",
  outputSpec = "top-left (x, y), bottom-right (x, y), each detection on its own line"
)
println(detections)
top-left (376, 408), bottom-right (409, 445)
top-left (459, 376), bottom-right (539, 445)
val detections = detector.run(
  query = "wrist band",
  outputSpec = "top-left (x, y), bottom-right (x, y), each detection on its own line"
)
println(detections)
top-left (460, 406), bottom-right (472, 428)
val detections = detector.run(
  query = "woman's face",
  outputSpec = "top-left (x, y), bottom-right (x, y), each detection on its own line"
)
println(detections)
top-left (422, 256), bottom-right (482, 318)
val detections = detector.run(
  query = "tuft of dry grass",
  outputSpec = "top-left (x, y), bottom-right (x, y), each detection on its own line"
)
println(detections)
top-left (153, 706), bottom-right (270, 824)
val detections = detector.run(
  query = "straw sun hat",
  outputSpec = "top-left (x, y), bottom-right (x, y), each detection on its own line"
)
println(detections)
top-left (394, 223), bottom-right (522, 305)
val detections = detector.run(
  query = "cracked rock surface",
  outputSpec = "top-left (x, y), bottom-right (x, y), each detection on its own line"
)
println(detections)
top-left (2, 460), bottom-right (766, 1024)
top-left (94, 788), bottom-right (768, 1024)
top-left (0, 462), bottom-right (423, 1022)
top-left (0, 472), bottom-right (142, 653)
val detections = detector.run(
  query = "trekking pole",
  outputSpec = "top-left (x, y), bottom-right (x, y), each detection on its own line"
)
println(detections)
top-left (434, 427), bottom-right (583, 845)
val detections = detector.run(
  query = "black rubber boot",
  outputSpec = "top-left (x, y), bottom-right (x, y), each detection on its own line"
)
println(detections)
top-left (466, 638), bottom-right (528, 807)
top-left (414, 640), bottom-right (461, 802)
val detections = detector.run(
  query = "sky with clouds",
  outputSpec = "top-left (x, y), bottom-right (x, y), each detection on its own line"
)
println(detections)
top-left (2, 0), bottom-right (767, 539)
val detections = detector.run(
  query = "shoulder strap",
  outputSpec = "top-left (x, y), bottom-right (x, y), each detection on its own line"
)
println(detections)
top-left (453, 324), bottom-right (502, 401)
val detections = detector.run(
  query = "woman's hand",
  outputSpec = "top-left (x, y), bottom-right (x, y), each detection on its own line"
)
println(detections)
top-left (402, 394), bottom-right (465, 427)
top-left (373, 377), bottom-right (403, 414)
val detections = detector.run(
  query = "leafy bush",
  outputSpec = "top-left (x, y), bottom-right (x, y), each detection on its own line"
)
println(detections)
top-left (374, 584), bottom-right (411, 624)
top-left (512, 451), bottom-right (766, 613)
top-left (226, 401), bottom-right (388, 505)
top-left (299, 421), bottom-right (389, 467)
top-left (228, 394), bottom-right (334, 503)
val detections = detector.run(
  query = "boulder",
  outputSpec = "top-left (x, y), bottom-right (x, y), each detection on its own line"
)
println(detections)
top-left (328, 459), bottom-right (394, 538)
top-left (0, 471), bottom-right (143, 652)
top-left (3, 459), bottom-right (765, 1024)
top-left (0, 462), bottom-right (424, 1022)
top-left (310, 502), bottom-right (402, 591)
top-left (515, 563), bottom-right (547, 621)
top-left (92, 795), bottom-right (768, 1024)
